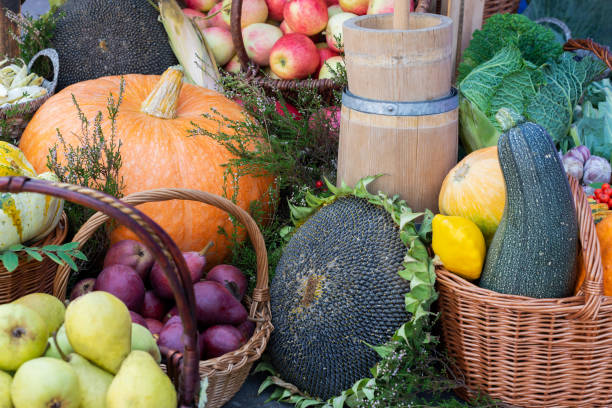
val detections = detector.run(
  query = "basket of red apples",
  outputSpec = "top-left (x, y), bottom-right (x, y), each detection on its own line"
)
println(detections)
top-left (54, 188), bottom-right (272, 408)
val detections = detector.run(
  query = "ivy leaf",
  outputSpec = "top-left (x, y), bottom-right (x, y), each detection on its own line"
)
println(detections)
top-left (1, 251), bottom-right (19, 272)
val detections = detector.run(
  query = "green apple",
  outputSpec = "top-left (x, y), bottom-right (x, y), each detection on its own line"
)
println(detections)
top-left (0, 371), bottom-right (12, 408)
top-left (44, 325), bottom-right (73, 359)
top-left (67, 354), bottom-right (113, 408)
top-left (65, 291), bottom-right (131, 374)
top-left (13, 293), bottom-right (66, 334)
top-left (106, 351), bottom-right (176, 408)
top-left (0, 304), bottom-right (49, 371)
top-left (131, 323), bottom-right (161, 364)
top-left (11, 357), bottom-right (81, 407)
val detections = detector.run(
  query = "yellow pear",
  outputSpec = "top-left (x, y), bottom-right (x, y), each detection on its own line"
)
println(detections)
top-left (13, 293), bottom-right (66, 334)
top-left (67, 353), bottom-right (113, 408)
top-left (11, 357), bottom-right (81, 408)
top-left (0, 371), bottom-right (12, 408)
top-left (106, 350), bottom-right (177, 408)
top-left (64, 291), bottom-right (131, 374)
top-left (131, 323), bottom-right (161, 364)
top-left (0, 303), bottom-right (49, 371)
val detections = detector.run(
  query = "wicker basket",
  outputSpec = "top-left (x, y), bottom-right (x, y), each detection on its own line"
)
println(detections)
top-left (54, 188), bottom-right (273, 408)
top-left (415, 0), bottom-right (520, 20)
top-left (0, 212), bottom-right (68, 304)
top-left (0, 49), bottom-right (59, 143)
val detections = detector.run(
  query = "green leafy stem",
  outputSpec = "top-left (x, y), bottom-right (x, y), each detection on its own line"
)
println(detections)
top-left (0, 242), bottom-right (87, 273)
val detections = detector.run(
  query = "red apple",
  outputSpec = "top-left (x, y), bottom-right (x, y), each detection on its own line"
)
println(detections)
top-left (318, 55), bottom-right (344, 78)
top-left (308, 106), bottom-right (341, 135)
top-left (326, 0), bottom-right (339, 4)
top-left (151, 247), bottom-right (209, 299)
top-left (145, 319), bottom-right (164, 336)
top-left (183, 8), bottom-right (209, 31)
top-left (367, 0), bottom-right (412, 14)
top-left (325, 12), bottom-right (357, 52)
top-left (316, 45), bottom-right (339, 72)
top-left (225, 54), bottom-right (242, 73)
top-left (163, 306), bottom-right (179, 324)
top-left (269, 33), bottom-right (319, 79)
top-left (265, 0), bottom-right (289, 21)
top-left (274, 100), bottom-right (302, 120)
top-left (203, 27), bottom-right (236, 66)
top-left (142, 291), bottom-right (169, 321)
top-left (283, 0), bottom-right (328, 36)
top-left (69, 278), bottom-right (96, 301)
top-left (221, 0), bottom-right (268, 28)
top-left (103, 239), bottom-right (154, 281)
top-left (185, 0), bottom-right (217, 12)
top-left (339, 0), bottom-right (368, 15)
top-left (94, 265), bottom-right (146, 312)
top-left (130, 311), bottom-right (149, 328)
top-left (242, 23), bottom-right (283, 66)
top-left (208, 2), bottom-right (231, 30)
top-left (280, 20), bottom-right (294, 34)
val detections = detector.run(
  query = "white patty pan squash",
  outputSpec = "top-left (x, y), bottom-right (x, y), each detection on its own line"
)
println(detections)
top-left (0, 142), bottom-right (64, 250)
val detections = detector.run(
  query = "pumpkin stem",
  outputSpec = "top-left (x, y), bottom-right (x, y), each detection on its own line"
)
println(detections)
top-left (140, 65), bottom-right (184, 119)
top-left (495, 108), bottom-right (525, 132)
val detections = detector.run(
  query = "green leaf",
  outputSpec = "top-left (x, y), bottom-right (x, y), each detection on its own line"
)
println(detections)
top-left (43, 251), bottom-right (64, 266)
top-left (254, 362), bottom-right (277, 375)
top-left (59, 242), bottom-right (80, 250)
top-left (71, 250), bottom-right (88, 261)
top-left (457, 13), bottom-right (563, 82)
top-left (526, 53), bottom-right (607, 144)
top-left (24, 248), bottom-right (43, 261)
top-left (42, 245), bottom-right (62, 251)
top-left (57, 251), bottom-right (78, 272)
top-left (1, 251), bottom-right (19, 272)
top-left (258, 377), bottom-right (275, 395)
top-left (574, 79), bottom-right (612, 159)
top-left (7, 244), bottom-right (24, 251)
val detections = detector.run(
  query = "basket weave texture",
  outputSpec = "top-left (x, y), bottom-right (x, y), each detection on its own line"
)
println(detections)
top-left (0, 212), bottom-right (67, 304)
top-left (55, 188), bottom-right (273, 408)
top-left (0, 49), bottom-right (59, 142)
top-left (437, 175), bottom-right (612, 405)
top-left (415, 0), bottom-right (520, 19)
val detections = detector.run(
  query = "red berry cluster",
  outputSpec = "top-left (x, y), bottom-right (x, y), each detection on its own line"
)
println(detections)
top-left (590, 183), bottom-right (612, 208)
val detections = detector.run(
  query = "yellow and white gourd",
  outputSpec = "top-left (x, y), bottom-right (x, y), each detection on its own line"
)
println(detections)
top-left (0, 142), bottom-right (63, 250)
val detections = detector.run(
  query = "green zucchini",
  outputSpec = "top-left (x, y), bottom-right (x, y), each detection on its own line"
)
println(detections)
top-left (479, 109), bottom-right (578, 298)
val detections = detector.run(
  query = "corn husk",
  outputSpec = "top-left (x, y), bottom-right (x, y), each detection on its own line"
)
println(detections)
top-left (0, 58), bottom-right (47, 108)
top-left (158, 0), bottom-right (220, 92)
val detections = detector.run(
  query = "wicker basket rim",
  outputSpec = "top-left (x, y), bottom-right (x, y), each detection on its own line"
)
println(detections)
top-left (54, 188), bottom-right (273, 375)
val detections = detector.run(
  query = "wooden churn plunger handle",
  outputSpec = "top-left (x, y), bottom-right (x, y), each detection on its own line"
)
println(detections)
top-left (392, 0), bottom-right (411, 30)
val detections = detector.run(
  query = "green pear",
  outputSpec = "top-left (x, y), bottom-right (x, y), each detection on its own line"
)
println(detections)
top-left (64, 291), bottom-right (131, 374)
top-left (0, 303), bottom-right (49, 371)
top-left (13, 293), bottom-right (66, 334)
top-left (131, 323), bottom-right (161, 364)
top-left (106, 351), bottom-right (176, 408)
top-left (44, 325), bottom-right (74, 359)
top-left (11, 357), bottom-right (81, 407)
top-left (0, 371), bottom-right (12, 408)
top-left (67, 353), bottom-right (113, 408)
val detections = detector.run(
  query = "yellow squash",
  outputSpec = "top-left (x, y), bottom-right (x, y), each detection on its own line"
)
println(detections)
top-left (0, 142), bottom-right (63, 249)
top-left (438, 146), bottom-right (505, 245)
top-left (432, 214), bottom-right (486, 280)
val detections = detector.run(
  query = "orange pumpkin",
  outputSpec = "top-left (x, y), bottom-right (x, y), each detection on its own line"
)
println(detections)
top-left (438, 146), bottom-right (505, 245)
top-left (575, 216), bottom-right (612, 296)
top-left (20, 66), bottom-right (274, 265)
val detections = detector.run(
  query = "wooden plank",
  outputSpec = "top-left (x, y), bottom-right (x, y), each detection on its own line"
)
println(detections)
top-left (393, 0), bottom-right (411, 30)
top-left (0, 0), bottom-right (20, 58)
top-left (458, 0), bottom-right (484, 65)
top-left (446, 0), bottom-right (461, 82)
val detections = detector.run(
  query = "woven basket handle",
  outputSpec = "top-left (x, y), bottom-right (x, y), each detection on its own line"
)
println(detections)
top-left (230, 0), bottom-right (251, 73)
top-left (0, 177), bottom-right (200, 408)
top-left (569, 175), bottom-right (604, 321)
top-left (27, 48), bottom-right (59, 95)
top-left (54, 188), bottom-right (270, 316)
top-left (564, 39), bottom-right (612, 70)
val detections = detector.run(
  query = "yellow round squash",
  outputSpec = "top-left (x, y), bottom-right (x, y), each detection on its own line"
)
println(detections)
top-left (438, 146), bottom-right (505, 245)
